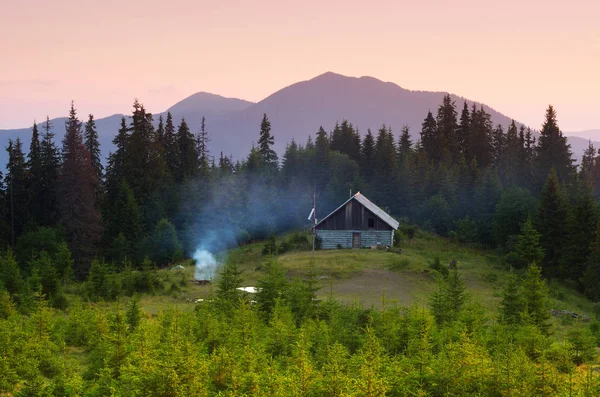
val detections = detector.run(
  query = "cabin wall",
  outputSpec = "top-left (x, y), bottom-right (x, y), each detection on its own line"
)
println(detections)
top-left (316, 230), bottom-right (394, 249)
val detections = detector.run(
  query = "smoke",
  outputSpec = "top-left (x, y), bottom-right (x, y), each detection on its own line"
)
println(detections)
top-left (193, 248), bottom-right (218, 280)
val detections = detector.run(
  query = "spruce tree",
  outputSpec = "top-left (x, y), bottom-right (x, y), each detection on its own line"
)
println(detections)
top-left (582, 221), bottom-right (600, 300)
top-left (420, 111), bottom-right (438, 162)
top-left (258, 113), bottom-right (278, 169)
top-left (580, 141), bottom-right (596, 188)
top-left (175, 118), bottom-right (198, 181)
top-left (84, 114), bottom-right (103, 185)
top-left (537, 168), bottom-right (569, 277)
top-left (360, 129), bottom-right (375, 182)
top-left (124, 100), bottom-right (155, 201)
top-left (500, 121), bottom-right (521, 186)
top-left (435, 94), bottom-right (458, 163)
top-left (508, 217), bottom-right (545, 269)
top-left (398, 125), bottom-right (413, 162)
top-left (163, 111), bottom-right (178, 178)
top-left (457, 101), bottom-right (470, 158)
top-left (5, 138), bottom-right (29, 245)
top-left (39, 117), bottom-right (60, 226)
top-left (491, 124), bottom-right (506, 167)
top-left (314, 126), bottom-right (330, 191)
top-left (197, 116), bottom-right (210, 175)
top-left (562, 183), bottom-right (597, 285)
top-left (27, 122), bottom-right (43, 227)
top-left (468, 105), bottom-right (493, 169)
top-left (521, 263), bottom-right (551, 334)
top-left (535, 105), bottom-right (574, 188)
top-left (57, 102), bottom-right (102, 276)
top-left (498, 269), bottom-right (523, 325)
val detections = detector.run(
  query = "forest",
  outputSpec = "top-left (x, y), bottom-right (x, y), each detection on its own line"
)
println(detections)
top-left (2, 96), bottom-right (600, 395)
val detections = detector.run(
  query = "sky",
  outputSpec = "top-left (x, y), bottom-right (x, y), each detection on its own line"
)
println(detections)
top-left (1, 0), bottom-right (598, 134)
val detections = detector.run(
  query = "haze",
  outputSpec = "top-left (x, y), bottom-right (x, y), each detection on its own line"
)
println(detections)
top-left (1, 0), bottom-right (598, 134)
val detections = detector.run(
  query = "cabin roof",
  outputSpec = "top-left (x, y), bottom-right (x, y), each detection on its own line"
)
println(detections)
top-left (314, 192), bottom-right (399, 230)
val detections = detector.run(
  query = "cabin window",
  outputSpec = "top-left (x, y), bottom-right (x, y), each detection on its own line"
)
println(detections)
top-left (368, 218), bottom-right (375, 228)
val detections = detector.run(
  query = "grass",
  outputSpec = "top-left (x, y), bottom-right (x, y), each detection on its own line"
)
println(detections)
top-left (110, 229), bottom-right (596, 340)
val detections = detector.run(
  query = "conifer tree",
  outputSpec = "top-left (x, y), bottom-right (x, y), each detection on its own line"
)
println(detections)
top-left (580, 141), bottom-right (596, 188)
top-left (155, 114), bottom-right (165, 147)
top-left (124, 100), bottom-right (155, 201)
top-left (374, 125), bottom-right (399, 211)
top-left (5, 138), bottom-right (29, 245)
top-left (420, 111), bottom-right (438, 161)
top-left (498, 269), bottom-right (523, 325)
top-left (468, 105), bottom-right (493, 169)
top-left (84, 114), bottom-right (103, 185)
top-left (582, 221), bottom-right (600, 300)
top-left (491, 124), bottom-right (506, 167)
top-left (39, 116), bottom-right (60, 226)
top-left (57, 102), bottom-right (102, 276)
top-left (314, 126), bottom-right (330, 191)
top-left (27, 122), bottom-right (43, 227)
top-left (163, 111), bottom-right (178, 177)
top-left (535, 105), bottom-right (574, 188)
top-left (500, 121), bottom-right (521, 186)
top-left (217, 260), bottom-right (243, 307)
top-left (562, 183), bottom-right (597, 285)
top-left (360, 129), bottom-right (375, 182)
top-left (507, 217), bottom-right (545, 268)
top-left (175, 118), bottom-right (198, 181)
top-left (435, 94), bottom-right (458, 162)
top-left (197, 116), bottom-right (210, 175)
top-left (397, 125), bottom-right (413, 162)
top-left (521, 263), bottom-right (551, 334)
top-left (537, 168), bottom-right (569, 276)
top-left (258, 113), bottom-right (278, 169)
top-left (457, 101), bottom-right (471, 157)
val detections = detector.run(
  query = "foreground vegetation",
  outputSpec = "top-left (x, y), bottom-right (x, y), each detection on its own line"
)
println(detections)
top-left (2, 230), bottom-right (600, 396)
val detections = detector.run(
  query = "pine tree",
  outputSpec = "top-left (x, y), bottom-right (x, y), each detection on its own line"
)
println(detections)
top-left (360, 129), bottom-right (375, 182)
top-left (124, 100), bottom-right (155, 201)
top-left (537, 168), bottom-right (569, 277)
top-left (521, 263), bottom-right (551, 334)
top-left (582, 221), bottom-right (600, 300)
top-left (27, 122), bottom-right (43, 227)
top-left (217, 260), bottom-right (243, 307)
top-left (468, 105), bottom-right (493, 169)
top-left (175, 118), bottom-right (198, 181)
top-left (498, 269), bottom-right (523, 325)
top-left (580, 141), bottom-right (596, 188)
top-left (374, 125), bottom-right (399, 212)
top-left (500, 121), bottom-right (521, 186)
top-left (435, 94), bottom-right (458, 163)
top-left (562, 183), bottom-right (597, 285)
top-left (5, 138), bottom-right (29, 245)
top-left (155, 114), bottom-right (165, 147)
top-left (108, 180), bottom-right (143, 261)
top-left (163, 111), bottom-right (178, 178)
top-left (420, 111), bottom-right (438, 161)
top-left (57, 102), bottom-right (102, 276)
top-left (258, 113), bottom-right (278, 169)
top-left (491, 124), bottom-right (506, 167)
top-left (508, 217), bottom-right (545, 268)
top-left (535, 105), bottom-right (574, 188)
top-left (197, 116), bottom-right (210, 175)
top-left (39, 117), bottom-right (60, 226)
top-left (84, 114), bottom-right (103, 185)
top-left (314, 126), bottom-right (330, 192)
top-left (398, 125), bottom-right (413, 162)
top-left (457, 101), bottom-right (471, 158)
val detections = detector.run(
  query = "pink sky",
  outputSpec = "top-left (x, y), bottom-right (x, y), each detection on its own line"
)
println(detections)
top-left (1, 0), bottom-right (598, 134)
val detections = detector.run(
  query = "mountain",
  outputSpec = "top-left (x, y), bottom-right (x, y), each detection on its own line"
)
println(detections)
top-left (0, 72), bottom-right (597, 168)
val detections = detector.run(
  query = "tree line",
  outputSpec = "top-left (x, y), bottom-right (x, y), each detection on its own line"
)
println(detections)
top-left (2, 96), bottom-right (600, 300)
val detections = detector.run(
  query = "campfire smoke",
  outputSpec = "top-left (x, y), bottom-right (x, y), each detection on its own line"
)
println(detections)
top-left (193, 249), bottom-right (218, 281)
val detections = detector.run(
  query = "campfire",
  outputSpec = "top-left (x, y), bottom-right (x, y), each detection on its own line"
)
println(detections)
top-left (193, 279), bottom-right (211, 285)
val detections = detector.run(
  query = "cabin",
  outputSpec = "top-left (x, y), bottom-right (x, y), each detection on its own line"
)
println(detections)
top-left (314, 192), bottom-right (399, 249)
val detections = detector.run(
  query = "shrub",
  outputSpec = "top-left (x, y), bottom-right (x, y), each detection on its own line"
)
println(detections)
top-left (429, 256), bottom-right (449, 277)
top-left (262, 235), bottom-right (279, 256)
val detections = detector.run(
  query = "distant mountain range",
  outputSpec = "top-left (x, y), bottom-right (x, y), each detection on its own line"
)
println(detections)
top-left (0, 72), bottom-right (597, 167)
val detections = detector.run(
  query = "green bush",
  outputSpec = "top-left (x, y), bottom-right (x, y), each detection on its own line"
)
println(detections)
top-left (429, 256), bottom-right (449, 277)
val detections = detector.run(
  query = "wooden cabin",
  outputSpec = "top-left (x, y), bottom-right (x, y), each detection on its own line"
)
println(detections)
top-left (314, 192), bottom-right (399, 249)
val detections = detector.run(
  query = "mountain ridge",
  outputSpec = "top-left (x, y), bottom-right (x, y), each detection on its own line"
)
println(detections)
top-left (0, 72), bottom-right (597, 166)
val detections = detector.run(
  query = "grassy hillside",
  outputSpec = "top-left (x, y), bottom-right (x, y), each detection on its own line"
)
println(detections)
top-left (167, 229), bottom-right (596, 340)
